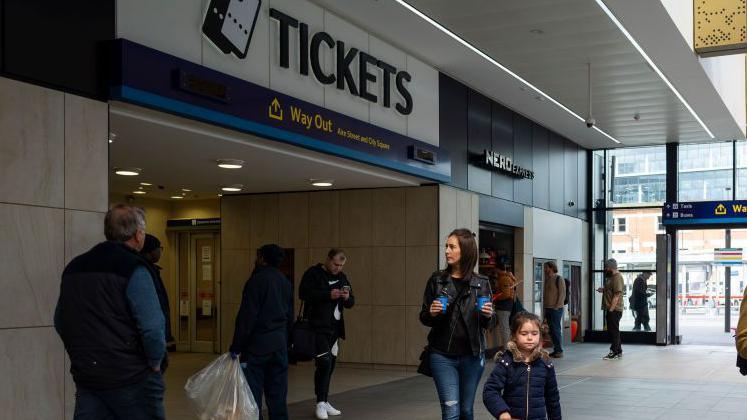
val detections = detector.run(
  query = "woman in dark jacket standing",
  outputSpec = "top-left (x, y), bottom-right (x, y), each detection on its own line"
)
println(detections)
top-left (483, 312), bottom-right (561, 420)
top-left (420, 228), bottom-right (496, 420)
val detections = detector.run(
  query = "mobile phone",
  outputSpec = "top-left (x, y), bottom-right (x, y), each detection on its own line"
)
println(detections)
top-left (342, 285), bottom-right (351, 292)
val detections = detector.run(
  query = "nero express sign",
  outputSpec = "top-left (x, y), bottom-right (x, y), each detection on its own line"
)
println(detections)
top-left (270, 9), bottom-right (413, 116)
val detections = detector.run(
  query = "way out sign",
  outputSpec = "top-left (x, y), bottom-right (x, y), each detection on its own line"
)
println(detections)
top-left (714, 248), bottom-right (743, 266)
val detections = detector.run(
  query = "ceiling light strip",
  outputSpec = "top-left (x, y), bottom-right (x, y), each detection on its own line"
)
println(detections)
top-left (394, 0), bottom-right (620, 144)
top-left (594, 0), bottom-right (715, 139)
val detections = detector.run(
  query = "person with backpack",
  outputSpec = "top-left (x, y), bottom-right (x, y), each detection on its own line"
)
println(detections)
top-left (542, 261), bottom-right (566, 359)
top-left (492, 264), bottom-right (517, 352)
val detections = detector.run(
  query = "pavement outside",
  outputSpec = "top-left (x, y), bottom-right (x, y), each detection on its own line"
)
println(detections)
top-left (164, 343), bottom-right (747, 419)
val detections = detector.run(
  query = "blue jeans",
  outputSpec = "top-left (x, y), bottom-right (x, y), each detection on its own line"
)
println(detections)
top-left (545, 307), bottom-right (564, 353)
top-left (430, 352), bottom-right (485, 420)
top-left (73, 372), bottom-right (165, 419)
top-left (241, 349), bottom-right (289, 420)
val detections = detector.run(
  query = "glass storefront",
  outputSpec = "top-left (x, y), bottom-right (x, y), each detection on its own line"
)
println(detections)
top-left (591, 140), bottom-right (747, 344)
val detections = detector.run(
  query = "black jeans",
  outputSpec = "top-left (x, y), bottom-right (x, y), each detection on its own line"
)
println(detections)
top-left (606, 310), bottom-right (623, 354)
top-left (242, 349), bottom-right (289, 420)
top-left (634, 306), bottom-right (651, 330)
top-left (314, 333), bottom-right (338, 402)
top-left (545, 307), bottom-right (564, 353)
top-left (73, 372), bottom-right (165, 420)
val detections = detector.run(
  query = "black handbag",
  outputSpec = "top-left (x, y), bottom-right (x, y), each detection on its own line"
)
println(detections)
top-left (417, 346), bottom-right (432, 377)
top-left (289, 301), bottom-right (316, 362)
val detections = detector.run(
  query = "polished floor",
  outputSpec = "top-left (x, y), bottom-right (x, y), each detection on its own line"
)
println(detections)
top-left (165, 343), bottom-right (747, 419)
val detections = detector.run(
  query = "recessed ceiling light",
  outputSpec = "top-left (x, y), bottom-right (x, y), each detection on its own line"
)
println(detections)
top-left (133, 190), bottom-right (146, 195)
top-left (529, 29), bottom-right (544, 34)
top-left (140, 182), bottom-right (152, 186)
top-left (182, 188), bottom-right (191, 192)
top-left (217, 193), bottom-right (223, 197)
top-left (221, 184), bottom-right (244, 192)
top-left (217, 159), bottom-right (244, 169)
top-left (171, 195), bottom-right (184, 199)
top-left (115, 167), bottom-right (141, 176)
top-left (311, 180), bottom-right (334, 187)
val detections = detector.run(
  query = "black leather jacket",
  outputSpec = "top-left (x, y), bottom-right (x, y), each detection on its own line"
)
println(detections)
top-left (419, 271), bottom-right (496, 356)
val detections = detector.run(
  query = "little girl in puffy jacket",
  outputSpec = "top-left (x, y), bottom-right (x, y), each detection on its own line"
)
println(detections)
top-left (483, 312), bottom-right (562, 420)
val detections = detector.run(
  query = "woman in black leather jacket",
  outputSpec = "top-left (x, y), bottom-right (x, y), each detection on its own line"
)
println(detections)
top-left (420, 228), bottom-right (496, 420)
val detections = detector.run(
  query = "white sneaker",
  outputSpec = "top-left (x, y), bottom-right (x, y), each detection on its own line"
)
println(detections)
top-left (315, 402), bottom-right (329, 419)
top-left (324, 402), bottom-right (342, 416)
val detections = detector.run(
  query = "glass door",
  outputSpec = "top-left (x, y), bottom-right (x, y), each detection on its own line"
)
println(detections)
top-left (677, 228), bottom-right (742, 345)
top-left (176, 231), bottom-right (220, 353)
top-left (532, 258), bottom-right (554, 316)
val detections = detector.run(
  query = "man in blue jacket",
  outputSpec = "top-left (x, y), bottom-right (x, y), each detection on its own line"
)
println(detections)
top-left (230, 244), bottom-right (294, 420)
top-left (55, 204), bottom-right (166, 419)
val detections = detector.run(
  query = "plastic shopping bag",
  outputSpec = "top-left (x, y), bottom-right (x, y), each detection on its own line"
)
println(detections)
top-left (184, 353), bottom-right (259, 420)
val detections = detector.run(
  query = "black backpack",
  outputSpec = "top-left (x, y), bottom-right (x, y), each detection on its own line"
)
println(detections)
top-left (557, 275), bottom-right (570, 305)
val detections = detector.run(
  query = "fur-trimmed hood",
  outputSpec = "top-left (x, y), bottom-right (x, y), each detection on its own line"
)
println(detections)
top-left (497, 341), bottom-right (551, 364)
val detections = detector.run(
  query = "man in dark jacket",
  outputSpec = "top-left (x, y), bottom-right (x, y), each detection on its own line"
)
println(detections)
top-left (230, 244), bottom-right (293, 420)
top-left (141, 234), bottom-right (173, 367)
top-left (55, 204), bottom-right (166, 419)
top-left (631, 272), bottom-right (653, 331)
top-left (299, 249), bottom-right (355, 420)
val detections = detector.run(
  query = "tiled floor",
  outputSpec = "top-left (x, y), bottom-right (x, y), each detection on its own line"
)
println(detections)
top-left (165, 343), bottom-right (747, 419)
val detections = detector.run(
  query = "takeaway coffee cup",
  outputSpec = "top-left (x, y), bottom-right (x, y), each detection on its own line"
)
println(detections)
top-left (437, 296), bottom-right (449, 313)
top-left (476, 296), bottom-right (490, 312)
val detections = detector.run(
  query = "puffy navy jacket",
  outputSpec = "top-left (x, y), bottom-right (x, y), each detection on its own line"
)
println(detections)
top-left (483, 344), bottom-right (561, 420)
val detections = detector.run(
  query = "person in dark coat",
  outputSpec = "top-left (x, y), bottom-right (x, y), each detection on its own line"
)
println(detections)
top-left (299, 249), bottom-right (355, 419)
top-left (55, 204), bottom-right (166, 419)
top-left (230, 244), bottom-right (293, 420)
top-left (141, 234), bottom-right (173, 369)
top-left (631, 272), bottom-right (653, 331)
top-left (483, 312), bottom-right (561, 420)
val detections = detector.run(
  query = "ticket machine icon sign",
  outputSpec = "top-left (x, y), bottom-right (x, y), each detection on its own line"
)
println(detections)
top-left (715, 204), bottom-right (727, 215)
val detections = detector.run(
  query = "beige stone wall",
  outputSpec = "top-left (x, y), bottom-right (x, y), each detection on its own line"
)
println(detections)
top-left (221, 186), bottom-right (444, 366)
top-left (0, 77), bottom-right (108, 419)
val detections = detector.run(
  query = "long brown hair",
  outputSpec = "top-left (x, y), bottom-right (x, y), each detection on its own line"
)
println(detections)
top-left (444, 228), bottom-right (478, 280)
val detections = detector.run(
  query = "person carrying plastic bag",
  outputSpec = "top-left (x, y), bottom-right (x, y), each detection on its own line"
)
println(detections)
top-left (185, 353), bottom-right (259, 420)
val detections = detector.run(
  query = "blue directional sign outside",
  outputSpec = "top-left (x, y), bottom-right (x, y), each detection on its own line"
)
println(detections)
top-left (662, 201), bottom-right (747, 226)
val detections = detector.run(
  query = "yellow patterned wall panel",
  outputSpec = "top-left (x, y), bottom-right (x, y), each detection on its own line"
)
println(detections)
top-left (695, 0), bottom-right (747, 55)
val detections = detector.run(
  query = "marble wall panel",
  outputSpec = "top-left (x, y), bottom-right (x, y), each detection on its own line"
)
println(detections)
top-left (0, 328), bottom-right (64, 418)
top-left (221, 196), bottom-right (252, 249)
top-left (0, 204), bottom-right (64, 328)
top-left (0, 77), bottom-right (64, 208)
top-left (64, 94), bottom-right (108, 212)
top-left (64, 210), bottom-right (105, 265)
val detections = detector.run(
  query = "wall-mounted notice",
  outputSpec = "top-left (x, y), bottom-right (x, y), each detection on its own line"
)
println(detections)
top-left (180, 299), bottom-right (189, 316)
top-left (201, 246), bottom-right (212, 262)
top-left (202, 299), bottom-right (212, 316)
top-left (202, 264), bottom-right (213, 281)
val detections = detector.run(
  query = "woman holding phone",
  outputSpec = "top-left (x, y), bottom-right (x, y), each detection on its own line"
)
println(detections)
top-left (419, 228), bottom-right (496, 420)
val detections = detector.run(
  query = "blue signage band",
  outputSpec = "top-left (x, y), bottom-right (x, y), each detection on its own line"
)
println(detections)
top-left (109, 39), bottom-right (450, 184)
top-left (112, 85), bottom-right (450, 183)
